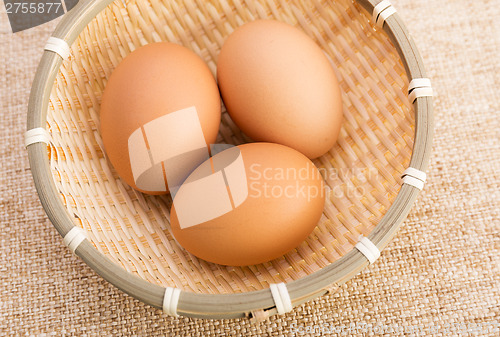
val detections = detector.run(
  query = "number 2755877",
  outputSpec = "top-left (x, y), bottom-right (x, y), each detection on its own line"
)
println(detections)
top-left (5, 2), bottom-right (62, 14)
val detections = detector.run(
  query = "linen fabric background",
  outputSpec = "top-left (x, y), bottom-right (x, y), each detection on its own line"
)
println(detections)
top-left (1, 0), bottom-right (499, 335)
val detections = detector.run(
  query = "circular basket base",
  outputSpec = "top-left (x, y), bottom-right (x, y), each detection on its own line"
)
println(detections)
top-left (45, 0), bottom-right (413, 294)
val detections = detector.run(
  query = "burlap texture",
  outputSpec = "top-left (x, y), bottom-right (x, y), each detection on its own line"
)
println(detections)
top-left (1, 0), bottom-right (499, 335)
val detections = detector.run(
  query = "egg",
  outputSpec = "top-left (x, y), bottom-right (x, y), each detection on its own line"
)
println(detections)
top-left (217, 20), bottom-right (343, 159)
top-left (100, 42), bottom-right (221, 195)
top-left (170, 142), bottom-right (325, 266)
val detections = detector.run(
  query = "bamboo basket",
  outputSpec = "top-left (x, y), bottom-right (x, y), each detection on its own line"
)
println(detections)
top-left (26, 0), bottom-right (433, 320)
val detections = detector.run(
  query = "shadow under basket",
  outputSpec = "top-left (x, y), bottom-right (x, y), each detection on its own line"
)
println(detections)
top-left (26, 0), bottom-right (433, 320)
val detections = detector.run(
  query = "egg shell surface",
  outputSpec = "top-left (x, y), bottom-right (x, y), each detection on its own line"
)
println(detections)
top-left (170, 142), bottom-right (325, 266)
top-left (217, 20), bottom-right (343, 159)
top-left (100, 42), bottom-right (221, 194)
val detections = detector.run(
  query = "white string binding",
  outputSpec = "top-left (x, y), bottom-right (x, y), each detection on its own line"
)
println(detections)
top-left (403, 167), bottom-right (427, 182)
top-left (402, 176), bottom-right (425, 190)
top-left (402, 167), bottom-right (427, 190)
top-left (373, 0), bottom-right (397, 28)
top-left (24, 128), bottom-right (50, 148)
top-left (269, 283), bottom-right (292, 315)
top-left (163, 287), bottom-right (181, 317)
top-left (44, 37), bottom-right (71, 60)
top-left (63, 227), bottom-right (87, 254)
top-left (355, 235), bottom-right (380, 264)
top-left (408, 78), bottom-right (433, 103)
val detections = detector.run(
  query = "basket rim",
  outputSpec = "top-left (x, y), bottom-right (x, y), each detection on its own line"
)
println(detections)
top-left (26, 0), bottom-right (434, 320)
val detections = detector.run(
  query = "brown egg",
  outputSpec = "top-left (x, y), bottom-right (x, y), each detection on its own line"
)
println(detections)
top-left (100, 42), bottom-right (221, 195)
top-left (170, 142), bottom-right (325, 266)
top-left (217, 20), bottom-right (343, 159)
